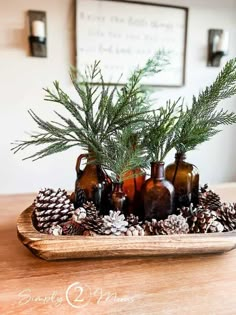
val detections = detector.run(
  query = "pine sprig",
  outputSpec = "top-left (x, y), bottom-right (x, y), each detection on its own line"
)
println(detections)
top-left (11, 53), bottom-right (168, 160)
top-left (175, 58), bottom-right (236, 153)
top-left (144, 99), bottom-right (182, 162)
top-left (96, 127), bottom-right (147, 182)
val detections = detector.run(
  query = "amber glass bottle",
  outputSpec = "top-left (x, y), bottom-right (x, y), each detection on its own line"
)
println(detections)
top-left (142, 162), bottom-right (174, 220)
top-left (123, 168), bottom-right (146, 216)
top-left (75, 152), bottom-right (112, 214)
top-left (165, 153), bottom-right (199, 209)
top-left (111, 182), bottom-right (128, 214)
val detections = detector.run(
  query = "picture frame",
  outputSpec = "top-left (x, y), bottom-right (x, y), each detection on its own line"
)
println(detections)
top-left (76, 0), bottom-right (188, 87)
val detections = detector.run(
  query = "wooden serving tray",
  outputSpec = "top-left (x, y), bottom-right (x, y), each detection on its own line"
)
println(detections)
top-left (17, 206), bottom-right (236, 260)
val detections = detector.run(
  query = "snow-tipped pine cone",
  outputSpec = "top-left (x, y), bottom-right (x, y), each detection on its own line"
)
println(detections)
top-left (33, 188), bottom-right (74, 233)
top-left (199, 184), bottom-right (221, 210)
top-left (144, 214), bottom-right (189, 235)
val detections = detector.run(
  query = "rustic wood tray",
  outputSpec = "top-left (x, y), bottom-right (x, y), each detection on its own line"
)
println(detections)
top-left (17, 206), bottom-right (236, 260)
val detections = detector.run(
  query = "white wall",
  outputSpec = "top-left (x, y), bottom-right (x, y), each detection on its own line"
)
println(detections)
top-left (0, 0), bottom-right (236, 194)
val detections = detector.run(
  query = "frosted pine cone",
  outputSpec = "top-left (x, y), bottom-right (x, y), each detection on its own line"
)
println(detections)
top-left (126, 214), bottom-right (144, 236)
top-left (81, 216), bottom-right (105, 234)
top-left (179, 204), bottom-right (224, 233)
top-left (144, 215), bottom-right (189, 235)
top-left (79, 201), bottom-right (103, 234)
top-left (157, 215), bottom-right (189, 235)
top-left (199, 184), bottom-right (221, 210)
top-left (125, 225), bottom-right (144, 236)
top-left (48, 224), bottom-right (63, 236)
top-left (102, 210), bottom-right (128, 236)
top-left (188, 206), bottom-right (218, 233)
top-left (208, 220), bottom-right (224, 233)
top-left (216, 203), bottom-right (236, 231)
top-left (83, 201), bottom-right (98, 219)
top-left (72, 207), bottom-right (87, 223)
top-left (33, 188), bottom-right (74, 233)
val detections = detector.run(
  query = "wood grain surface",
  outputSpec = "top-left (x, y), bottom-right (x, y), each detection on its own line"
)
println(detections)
top-left (17, 206), bottom-right (236, 260)
top-left (1, 190), bottom-right (236, 315)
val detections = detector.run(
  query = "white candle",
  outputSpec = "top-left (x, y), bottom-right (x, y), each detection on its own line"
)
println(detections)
top-left (32, 20), bottom-right (45, 38)
top-left (216, 31), bottom-right (229, 53)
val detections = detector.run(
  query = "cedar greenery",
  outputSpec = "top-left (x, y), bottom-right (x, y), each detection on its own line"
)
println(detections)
top-left (143, 99), bottom-right (182, 162)
top-left (11, 55), bottom-right (236, 168)
top-left (175, 58), bottom-right (236, 154)
top-left (11, 51), bottom-right (168, 161)
top-left (96, 127), bottom-right (147, 183)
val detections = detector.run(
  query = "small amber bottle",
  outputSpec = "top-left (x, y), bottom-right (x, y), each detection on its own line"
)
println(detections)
top-left (111, 182), bottom-right (128, 215)
top-left (165, 153), bottom-right (199, 209)
top-left (142, 162), bottom-right (174, 220)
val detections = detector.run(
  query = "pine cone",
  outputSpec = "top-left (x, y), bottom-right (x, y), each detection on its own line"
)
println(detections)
top-left (72, 207), bottom-right (87, 223)
top-left (126, 213), bottom-right (140, 226)
top-left (187, 206), bottom-right (218, 233)
top-left (125, 225), bottom-right (144, 236)
top-left (199, 184), bottom-right (221, 210)
top-left (33, 188), bottom-right (74, 233)
top-left (208, 220), bottom-right (224, 233)
top-left (125, 214), bottom-right (144, 236)
top-left (83, 201), bottom-right (98, 219)
top-left (179, 205), bottom-right (192, 218)
top-left (81, 216), bottom-right (105, 234)
top-left (144, 215), bottom-right (189, 235)
top-left (62, 220), bottom-right (85, 235)
top-left (143, 220), bottom-right (155, 235)
top-left (48, 224), bottom-right (63, 236)
top-left (75, 201), bottom-right (104, 234)
top-left (102, 210), bottom-right (128, 236)
top-left (74, 187), bottom-right (87, 208)
top-left (216, 203), bottom-right (236, 231)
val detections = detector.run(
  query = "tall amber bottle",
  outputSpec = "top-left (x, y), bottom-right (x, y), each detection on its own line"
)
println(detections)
top-left (165, 153), bottom-right (199, 209)
top-left (123, 168), bottom-right (146, 216)
top-left (75, 152), bottom-right (112, 214)
top-left (142, 162), bottom-right (174, 220)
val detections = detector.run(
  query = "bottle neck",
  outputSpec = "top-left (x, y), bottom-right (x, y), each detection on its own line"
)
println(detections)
top-left (87, 148), bottom-right (97, 164)
top-left (175, 152), bottom-right (186, 162)
top-left (151, 162), bottom-right (165, 180)
top-left (113, 182), bottom-right (123, 192)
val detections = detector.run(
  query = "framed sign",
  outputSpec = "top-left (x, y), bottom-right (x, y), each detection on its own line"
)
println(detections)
top-left (76, 0), bottom-right (188, 87)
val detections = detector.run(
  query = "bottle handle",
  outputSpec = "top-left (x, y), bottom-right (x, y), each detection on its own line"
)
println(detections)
top-left (76, 154), bottom-right (88, 174)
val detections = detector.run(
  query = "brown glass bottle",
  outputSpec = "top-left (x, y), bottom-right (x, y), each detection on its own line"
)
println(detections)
top-left (75, 152), bottom-right (112, 214)
top-left (111, 182), bottom-right (128, 215)
top-left (142, 162), bottom-right (174, 220)
top-left (165, 153), bottom-right (199, 209)
top-left (123, 168), bottom-right (146, 216)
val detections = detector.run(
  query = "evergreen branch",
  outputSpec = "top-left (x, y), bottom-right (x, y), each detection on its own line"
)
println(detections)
top-left (22, 142), bottom-right (78, 161)
top-left (144, 99), bottom-right (182, 162)
top-left (175, 58), bottom-right (236, 153)
top-left (96, 128), bottom-right (147, 182)
top-left (12, 52), bottom-right (169, 161)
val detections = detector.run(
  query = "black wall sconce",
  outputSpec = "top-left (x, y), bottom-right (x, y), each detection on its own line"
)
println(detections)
top-left (207, 29), bottom-right (229, 67)
top-left (28, 10), bottom-right (47, 57)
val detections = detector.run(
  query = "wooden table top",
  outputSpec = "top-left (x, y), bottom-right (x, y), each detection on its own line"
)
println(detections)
top-left (1, 188), bottom-right (236, 315)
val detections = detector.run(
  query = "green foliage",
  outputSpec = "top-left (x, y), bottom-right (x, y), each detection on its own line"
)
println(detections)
top-left (95, 127), bottom-right (147, 183)
top-left (12, 52), bottom-right (236, 168)
top-left (11, 51), bottom-right (168, 161)
top-left (144, 99), bottom-right (182, 162)
top-left (175, 58), bottom-right (236, 153)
